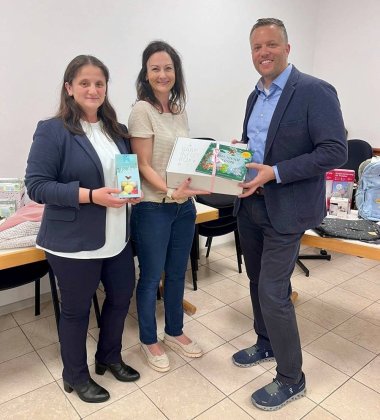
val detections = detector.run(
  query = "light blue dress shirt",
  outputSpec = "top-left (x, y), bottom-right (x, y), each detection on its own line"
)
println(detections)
top-left (246, 64), bottom-right (293, 183)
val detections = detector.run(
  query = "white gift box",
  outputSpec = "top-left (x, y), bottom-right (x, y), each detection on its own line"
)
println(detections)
top-left (329, 197), bottom-right (350, 217)
top-left (166, 137), bottom-right (248, 196)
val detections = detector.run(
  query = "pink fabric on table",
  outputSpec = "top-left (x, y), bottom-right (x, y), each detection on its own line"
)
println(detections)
top-left (0, 202), bottom-right (44, 232)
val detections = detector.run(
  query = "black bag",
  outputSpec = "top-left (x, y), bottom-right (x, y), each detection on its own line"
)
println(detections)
top-left (315, 218), bottom-right (380, 242)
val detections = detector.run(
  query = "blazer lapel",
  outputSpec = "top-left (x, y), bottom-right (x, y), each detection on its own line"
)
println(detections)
top-left (264, 67), bottom-right (299, 158)
top-left (73, 134), bottom-right (105, 185)
top-left (115, 139), bottom-right (128, 154)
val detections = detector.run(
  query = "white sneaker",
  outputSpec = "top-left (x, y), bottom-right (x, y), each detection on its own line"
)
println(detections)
top-left (140, 343), bottom-right (170, 372)
top-left (164, 334), bottom-right (203, 358)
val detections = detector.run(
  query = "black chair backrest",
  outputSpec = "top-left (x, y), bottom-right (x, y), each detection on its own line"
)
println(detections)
top-left (196, 193), bottom-right (234, 209)
top-left (0, 260), bottom-right (49, 290)
top-left (197, 215), bottom-right (237, 237)
top-left (340, 139), bottom-right (373, 181)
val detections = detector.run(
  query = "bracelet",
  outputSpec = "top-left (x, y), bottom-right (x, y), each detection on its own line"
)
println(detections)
top-left (89, 189), bottom-right (94, 204)
top-left (166, 188), bottom-right (175, 200)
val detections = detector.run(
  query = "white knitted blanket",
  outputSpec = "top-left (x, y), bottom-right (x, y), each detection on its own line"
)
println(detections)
top-left (0, 221), bottom-right (40, 249)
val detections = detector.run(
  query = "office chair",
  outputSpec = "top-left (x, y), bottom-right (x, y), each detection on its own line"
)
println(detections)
top-left (0, 260), bottom-right (50, 317)
top-left (0, 261), bottom-right (101, 331)
top-left (188, 137), bottom-right (243, 290)
top-left (297, 138), bottom-right (373, 276)
top-left (340, 139), bottom-right (373, 209)
top-left (190, 193), bottom-right (243, 290)
top-left (296, 247), bottom-right (331, 277)
top-left (340, 139), bottom-right (373, 181)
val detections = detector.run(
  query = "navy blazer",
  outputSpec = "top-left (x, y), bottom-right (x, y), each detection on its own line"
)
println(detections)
top-left (236, 66), bottom-right (348, 234)
top-left (25, 118), bottom-right (131, 252)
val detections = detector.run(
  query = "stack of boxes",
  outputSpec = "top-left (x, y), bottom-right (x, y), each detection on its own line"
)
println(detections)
top-left (0, 178), bottom-right (25, 218)
top-left (325, 169), bottom-right (355, 217)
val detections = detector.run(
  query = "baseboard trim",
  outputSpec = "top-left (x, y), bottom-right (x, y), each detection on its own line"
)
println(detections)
top-left (0, 292), bottom-right (52, 316)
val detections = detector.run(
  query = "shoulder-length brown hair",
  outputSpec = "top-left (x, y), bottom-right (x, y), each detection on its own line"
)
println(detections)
top-left (136, 41), bottom-right (186, 114)
top-left (56, 55), bottom-right (128, 140)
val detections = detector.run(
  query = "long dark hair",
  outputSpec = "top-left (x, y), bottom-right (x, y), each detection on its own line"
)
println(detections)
top-left (136, 41), bottom-right (186, 114)
top-left (56, 55), bottom-right (128, 140)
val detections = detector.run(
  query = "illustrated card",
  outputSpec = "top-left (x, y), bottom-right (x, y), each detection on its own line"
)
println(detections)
top-left (195, 143), bottom-right (253, 181)
top-left (115, 154), bottom-right (141, 198)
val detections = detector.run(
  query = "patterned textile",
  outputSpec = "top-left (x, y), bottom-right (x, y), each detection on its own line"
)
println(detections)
top-left (0, 202), bottom-right (43, 232)
top-left (315, 218), bottom-right (380, 242)
top-left (0, 221), bottom-right (40, 249)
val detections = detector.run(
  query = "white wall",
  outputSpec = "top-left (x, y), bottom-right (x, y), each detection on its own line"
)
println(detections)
top-left (313, 0), bottom-right (380, 146)
top-left (0, 0), bottom-right (316, 308)
top-left (2, 0), bottom-right (379, 179)
top-left (1, 0), bottom-right (316, 179)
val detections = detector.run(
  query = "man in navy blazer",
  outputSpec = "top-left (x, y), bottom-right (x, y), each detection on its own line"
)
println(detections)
top-left (232, 18), bottom-right (347, 411)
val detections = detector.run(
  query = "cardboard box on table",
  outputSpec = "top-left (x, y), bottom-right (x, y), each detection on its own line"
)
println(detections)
top-left (325, 169), bottom-right (355, 214)
top-left (329, 197), bottom-right (350, 218)
top-left (166, 137), bottom-right (250, 196)
top-left (0, 178), bottom-right (25, 217)
top-left (0, 201), bottom-right (17, 218)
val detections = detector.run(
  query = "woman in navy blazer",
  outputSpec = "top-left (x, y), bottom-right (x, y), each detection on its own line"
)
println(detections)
top-left (25, 55), bottom-right (141, 403)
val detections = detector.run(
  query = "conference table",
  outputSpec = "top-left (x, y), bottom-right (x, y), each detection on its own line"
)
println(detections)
top-left (2, 205), bottom-right (379, 318)
top-left (0, 202), bottom-right (220, 318)
top-left (301, 229), bottom-right (380, 261)
top-left (0, 247), bottom-right (46, 270)
top-left (0, 202), bottom-right (219, 271)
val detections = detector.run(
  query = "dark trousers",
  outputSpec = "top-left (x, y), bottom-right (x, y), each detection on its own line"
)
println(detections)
top-left (47, 241), bottom-right (135, 385)
top-left (237, 195), bottom-right (303, 384)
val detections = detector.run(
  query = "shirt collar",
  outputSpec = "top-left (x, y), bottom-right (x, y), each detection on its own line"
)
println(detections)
top-left (256, 63), bottom-right (293, 94)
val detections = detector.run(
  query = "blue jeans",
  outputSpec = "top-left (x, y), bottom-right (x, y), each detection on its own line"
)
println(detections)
top-left (131, 199), bottom-right (196, 344)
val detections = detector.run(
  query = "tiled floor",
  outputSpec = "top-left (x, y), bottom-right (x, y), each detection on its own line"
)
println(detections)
top-left (0, 242), bottom-right (379, 419)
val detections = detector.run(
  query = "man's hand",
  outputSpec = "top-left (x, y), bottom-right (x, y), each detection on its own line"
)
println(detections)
top-left (238, 163), bottom-right (276, 198)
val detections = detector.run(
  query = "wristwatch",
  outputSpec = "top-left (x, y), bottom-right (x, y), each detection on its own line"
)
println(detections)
top-left (166, 188), bottom-right (175, 200)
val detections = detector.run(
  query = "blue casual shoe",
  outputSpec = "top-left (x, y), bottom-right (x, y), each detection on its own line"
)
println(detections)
top-left (251, 373), bottom-right (306, 411)
top-left (232, 344), bottom-right (275, 367)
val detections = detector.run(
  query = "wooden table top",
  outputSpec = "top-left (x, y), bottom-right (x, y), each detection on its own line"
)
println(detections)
top-left (301, 229), bottom-right (380, 261)
top-left (0, 202), bottom-right (219, 270)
